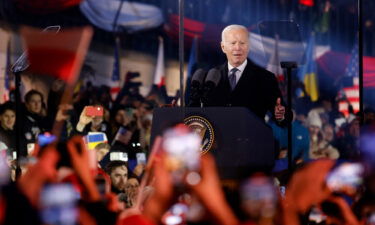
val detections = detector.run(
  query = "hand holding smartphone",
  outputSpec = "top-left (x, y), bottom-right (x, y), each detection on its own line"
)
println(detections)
top-left (136, 153), bottom-right (147, 165)
top-left (162, 124), bottom-right (201, 185)
top-left (326, 162), bottom-right (364, 195)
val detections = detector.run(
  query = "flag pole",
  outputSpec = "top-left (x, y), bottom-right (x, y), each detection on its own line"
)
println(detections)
top-left (179, 0), bottom-right (185, 107)
top-left (358, 0), bottom-right (363, 125)
top-left (281, 61), bottom-right (297, 172)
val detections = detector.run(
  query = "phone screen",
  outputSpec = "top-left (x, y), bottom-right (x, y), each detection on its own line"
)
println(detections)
top-left (162, 127), bottom-right (201, 171)
top-left (110, 152), bottom-right (128, 162)
top-left (38, 133), bottom-right (57, 147)
top-left (40, 183), bottom-right (79, 225)
top-left (86, 106), bottom-right (103, 117)
top-left (95, 176), bottom-right (107, 196)
top-left (136, 153), bottom-right (146, 165)
top-left (326, 162), bottom-right (364, 193)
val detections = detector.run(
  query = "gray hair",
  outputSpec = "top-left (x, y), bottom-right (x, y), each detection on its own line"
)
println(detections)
top-left (221, 24), bottom-right (249, 42)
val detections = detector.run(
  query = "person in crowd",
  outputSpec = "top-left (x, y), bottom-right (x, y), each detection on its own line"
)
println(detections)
top-left (270, 110), bottom-right (310, 171)
top-left (322, 123), bottom-right (336, 145)
top-left (135, 101), bottom-right (154, 150)
top-left (334, 117), bottom-right (360, 160)
top-left (199, 24), bottom-right (288, 124)
top-left (308, 96), bottom-right (342, 127)
top-left (110, 106), bottom-right (135, 139)
top-left (106, 160), bottom-right (129, 194)
top-left (22, 90), bottom-right (50, 156)
top-left (95, 142), bottom-right (110, 163)
top-left (284, 159), bottom-right (362, 225)
top-left (121, 176), bottom-right (140, 208)
top-left (0, 136), bottom-right (118, 225)
top-left (363, 107), bottom-right (375, 126)
top-left (0, 102), bottom-right (16, 156)
top-left (307, 112), bottom-right (339, 160)
top-left (74, 105), bottom-right (112, 140)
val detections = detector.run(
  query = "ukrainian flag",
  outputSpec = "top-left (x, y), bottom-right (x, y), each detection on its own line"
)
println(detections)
top-left (298, 34), bottom-right (319, 102)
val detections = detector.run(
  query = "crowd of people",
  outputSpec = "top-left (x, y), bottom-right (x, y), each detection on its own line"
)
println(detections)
top-left (0, 76), bottom-right (373, 225)
top-left (0, 22), bottom-right (374, 224)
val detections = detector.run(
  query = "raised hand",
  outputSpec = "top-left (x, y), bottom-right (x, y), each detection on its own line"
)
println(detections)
top-left (18, 146), bottom-right (60, 206)
top-left (274, 97), bottom-right (285, 121)
top-left (66, 136), bottom-right (100, 201)
top-left (76, 106), bottom-right (94, 132)
top-left (187, 154), bottom-right (239, 225)
top-left (55, 104), bottom-right (73, 122)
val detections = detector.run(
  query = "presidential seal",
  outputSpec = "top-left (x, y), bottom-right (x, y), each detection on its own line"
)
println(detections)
top-left (184, 116), bottom-right (214, 154)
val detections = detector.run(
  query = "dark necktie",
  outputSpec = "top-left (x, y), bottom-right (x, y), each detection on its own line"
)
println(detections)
top-left (229, 68), bottom-right (238, 90)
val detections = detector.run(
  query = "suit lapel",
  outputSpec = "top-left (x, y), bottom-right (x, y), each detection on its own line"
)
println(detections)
top-left (219, 63), bottom-right (232, 91)
top-left (232, 59), bottom-right (254, 92)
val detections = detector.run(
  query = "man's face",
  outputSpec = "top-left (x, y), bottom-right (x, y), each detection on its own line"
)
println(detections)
top-left (110, 166), bottom-right (128, 192)
top-left (221, 28), bottom-right (250, 67)
top-left (0, 109), bottom-right (15, 130)
top-left (26, 94), bottom-right (42, 114)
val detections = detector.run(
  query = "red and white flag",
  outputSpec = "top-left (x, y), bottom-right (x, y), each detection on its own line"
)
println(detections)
top-left (20, 26), bottom-right (93, 85)
top-left (266, 35), bottom-right (284, 82)
top-left (153, 36), bottom-right (165, 88)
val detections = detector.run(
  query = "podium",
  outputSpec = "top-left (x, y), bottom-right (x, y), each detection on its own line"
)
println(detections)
top-left (151, 107), bottom-right (276, 180)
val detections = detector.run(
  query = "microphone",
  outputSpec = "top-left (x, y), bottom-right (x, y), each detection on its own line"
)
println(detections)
top-left (11, 25), bottom-right (61, 73)
top-left (202, 68), bottom-right (221, 105)
top-left (188, 68), bottom-right (207, 107)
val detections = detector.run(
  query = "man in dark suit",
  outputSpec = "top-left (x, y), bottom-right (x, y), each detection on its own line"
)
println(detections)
top-left (206, 24), bottom-right (286, 123)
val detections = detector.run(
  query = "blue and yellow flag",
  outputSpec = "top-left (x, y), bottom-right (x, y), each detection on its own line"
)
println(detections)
top-left (298, 34), bottom-right (319, 102)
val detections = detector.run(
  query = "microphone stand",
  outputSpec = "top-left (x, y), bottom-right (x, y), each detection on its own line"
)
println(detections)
top-left (280, 61), bottom-right (297, 173)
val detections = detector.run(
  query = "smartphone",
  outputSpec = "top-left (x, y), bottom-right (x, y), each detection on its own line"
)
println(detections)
top-left (27, 143), bottom-right (35, 155)
top-left (162, 124), bottom-right (201, 185)
top-left (110, 152), bottom-right (128, 162)
top-left (136, 153), bottom-right (147, 165)
top-left (240, 176), bottom-right (278, 219)
top-left (162, 125), bottom-right (201, 172)
top-left (38, 133), bottom-right (57, 147)
top-left (367, 213), bottom-right (375, 225)
top-left (86, 106), bottom-right (103, 117)
top-left (326, 162), bottom-right (364, 194)
top-left (40, 183), bottom-right (79, 225)
top-left (95, 175), bottom-right (107, 196)
top-left (308, 206), bottom-right (327, 224)
top-left (162, 203), bottom-right (189, 225)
